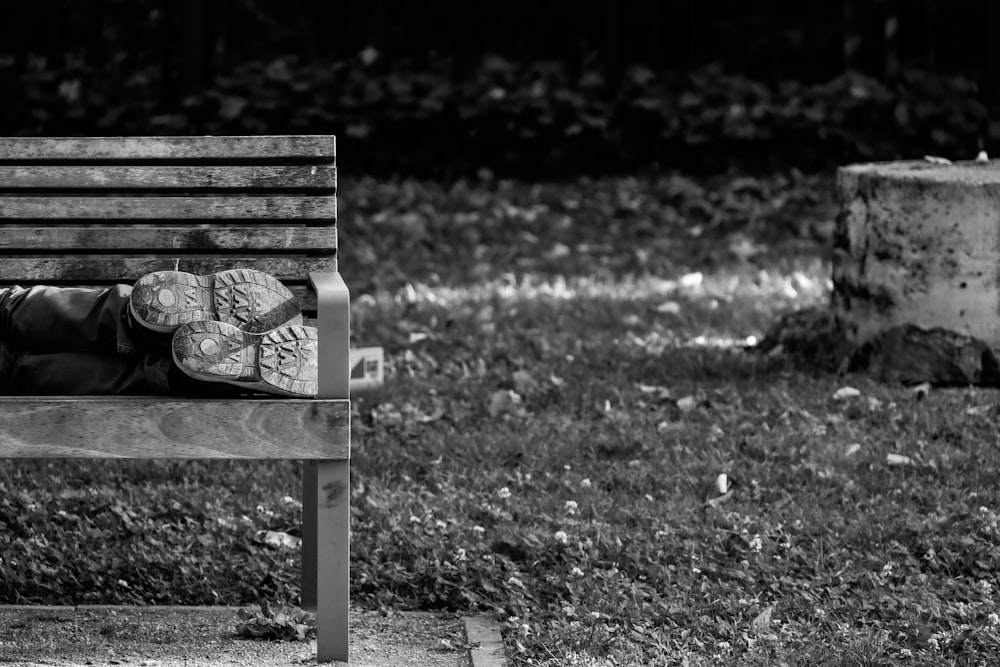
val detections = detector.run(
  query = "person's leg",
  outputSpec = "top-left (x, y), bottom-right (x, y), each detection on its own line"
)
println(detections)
top-left (0, 284), bottom-right (142, 355)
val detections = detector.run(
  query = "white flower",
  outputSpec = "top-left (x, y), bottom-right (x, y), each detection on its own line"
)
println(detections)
top-left (472, 525), bottom-right (486, 536)
top-left (989, 612), bottom-right (1000, 626)
top-left (717, 641), bottom-right (730, 650)
top-left (978, 580), bottom-right (993, 594)
top-left (409, 515), bottom-right (421, 523)
top-left (497, 487), bottom-right (512, 500)
top-left (570, 566), bottom-right (585, 577)
top-left (554, 530), bottom-right (569, 544)
top-left (564, 500), bottom-right (579, 515)
top-left (508, 576), bottom-right (524, 588)
top-left (580, 478), bottom-right (592, 489)
top-left (435, 519), bottom-right (447, 530)
top-left (455, 548), bottom-right (467, 562)
top-left (748, 534), bottom-right (763, 553)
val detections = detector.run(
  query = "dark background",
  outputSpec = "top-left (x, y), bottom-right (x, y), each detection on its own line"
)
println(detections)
top-left (1, 0), bottom-right (997, 177)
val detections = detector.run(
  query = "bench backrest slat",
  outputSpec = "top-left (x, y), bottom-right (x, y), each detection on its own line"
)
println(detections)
top-left (0, 196), bottom-right (336, 220)
top-left (0, 135), bottom-right (336, 316)
top-left (0, 136), bottom-right (337, 161)
top-left (0, 226), bottom-right (335, 251)
top-left (0, 165), bottom-right (336, 189)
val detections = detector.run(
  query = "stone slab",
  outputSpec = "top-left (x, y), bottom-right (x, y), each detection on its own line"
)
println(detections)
top-left (0, 605), bottom-right (497, 666)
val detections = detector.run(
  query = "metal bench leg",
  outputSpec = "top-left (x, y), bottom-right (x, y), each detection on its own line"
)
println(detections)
top-left (303, 459), bottom-right (350, 663)
top-left (305, 271), bottom-right (351, 663)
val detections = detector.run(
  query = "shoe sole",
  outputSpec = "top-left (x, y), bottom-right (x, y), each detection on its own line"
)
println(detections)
top-left (172, 320), bottom-right (318, 397)
top-left (130, 269), bottom-right (302, 334)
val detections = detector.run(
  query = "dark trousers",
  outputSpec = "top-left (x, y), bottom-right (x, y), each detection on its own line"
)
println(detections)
top-left (0, 285), bottom-right (175, 395)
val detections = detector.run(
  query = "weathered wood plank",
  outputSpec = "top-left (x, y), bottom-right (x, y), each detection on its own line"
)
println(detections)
top-left (0, 226), bottom-right (336, 251)
top-left (0, 255), bottom-right (336, 282)
top-left (0, 196), bottom-right (336, 220)
top-left (0, 165), bottom-right (336, 190)
top-left (0, 280), bottom-right (322, 313)
top-left (0, 397), bottom-right (349, 459)
top-left (0, 136), bottom-right (336, 161)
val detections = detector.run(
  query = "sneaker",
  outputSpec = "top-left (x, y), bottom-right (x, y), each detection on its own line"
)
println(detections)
top-left (129, 269), bottom-right (302, 334)
top-left (172, 320), bottom-right (318, 397)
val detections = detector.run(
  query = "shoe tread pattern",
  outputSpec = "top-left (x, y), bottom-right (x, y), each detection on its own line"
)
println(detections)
top-left (173, 320), bottom-right (317, 397)
top-left (259, 326), bottom-right (318, 397)
top-left (213, 269), bottom-right (302, 333)
top-left (172, 320), bottom-right (257, 382)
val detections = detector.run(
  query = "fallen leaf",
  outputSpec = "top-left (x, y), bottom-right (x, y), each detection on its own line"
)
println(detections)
top-left (655, 301), bottom-right (681, 315)
top-left (752, 605), bottom-right (775, 632)
top-left (832, 386), bottom-right (861, 400)
top-left (679, 272), bottom-right (703, 290)
top-left (676, 395), bottom-right (697, 412)
top-left (886, 453), bottom-right (915, 466)
top-left (512, 370), bottom-right (539, 395)
top-left (845, 443), bottom-right (862, 457)
top-left (637, 383), bottom-right (673, 401)
top-left (924, 155), bottom-right (952, 165)
top-left (488, 390), bottom-right (523, 417)
top-left (545, 243), bottom-right (571, 259)
top-left (408, 332), bottom-right (430, 344)
top-left (418, 407), bottom-right (446, 424)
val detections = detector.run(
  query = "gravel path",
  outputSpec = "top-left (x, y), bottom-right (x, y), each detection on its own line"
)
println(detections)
top-left (0, 605), bottom-right (475, 666)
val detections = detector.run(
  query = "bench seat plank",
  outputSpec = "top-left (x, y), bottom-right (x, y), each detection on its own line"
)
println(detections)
top-left (0, 165), bottom-right (337, 190)
top-left (0, 136), bottom-right (337, 161)
top-left (0, 397), bottom-right (349, 459)
top-left (0, 195), bottom-right (336, 220)
top-left (0, 226), bottom-right (335, 251)
top-left (0, 256), bottom-right (335, 282)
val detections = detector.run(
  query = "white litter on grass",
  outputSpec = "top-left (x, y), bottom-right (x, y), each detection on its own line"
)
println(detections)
top-left (715, 473), bottom-right (729, 494)
top-left (254, 530), bottom-right (301, 549)
top-left (977, 150), bottom-right (990, 163)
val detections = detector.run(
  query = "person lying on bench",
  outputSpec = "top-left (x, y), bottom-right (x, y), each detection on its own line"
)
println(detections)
top-left (0, 269), bottom-right (318, 397)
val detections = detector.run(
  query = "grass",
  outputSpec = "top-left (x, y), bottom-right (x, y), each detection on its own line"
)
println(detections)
top-left (4, 172), bottom-right (1000, 665)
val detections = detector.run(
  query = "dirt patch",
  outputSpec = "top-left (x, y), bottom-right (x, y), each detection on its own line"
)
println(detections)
top-left (0, 606), bottom-right (471, 666)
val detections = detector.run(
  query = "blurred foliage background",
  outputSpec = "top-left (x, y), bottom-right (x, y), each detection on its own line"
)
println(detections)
top-left (1, 0), bottom-right (998, 177)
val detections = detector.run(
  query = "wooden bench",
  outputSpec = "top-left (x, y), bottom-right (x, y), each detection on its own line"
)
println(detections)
top-left (0, 136), bottom-right (350, 663)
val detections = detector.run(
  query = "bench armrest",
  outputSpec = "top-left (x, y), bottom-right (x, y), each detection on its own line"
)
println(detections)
top-left (308, 272), bottom-right (350, 399)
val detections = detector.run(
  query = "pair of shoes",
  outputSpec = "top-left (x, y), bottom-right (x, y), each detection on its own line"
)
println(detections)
top-left (130, 269), bottom-right (318, 397)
